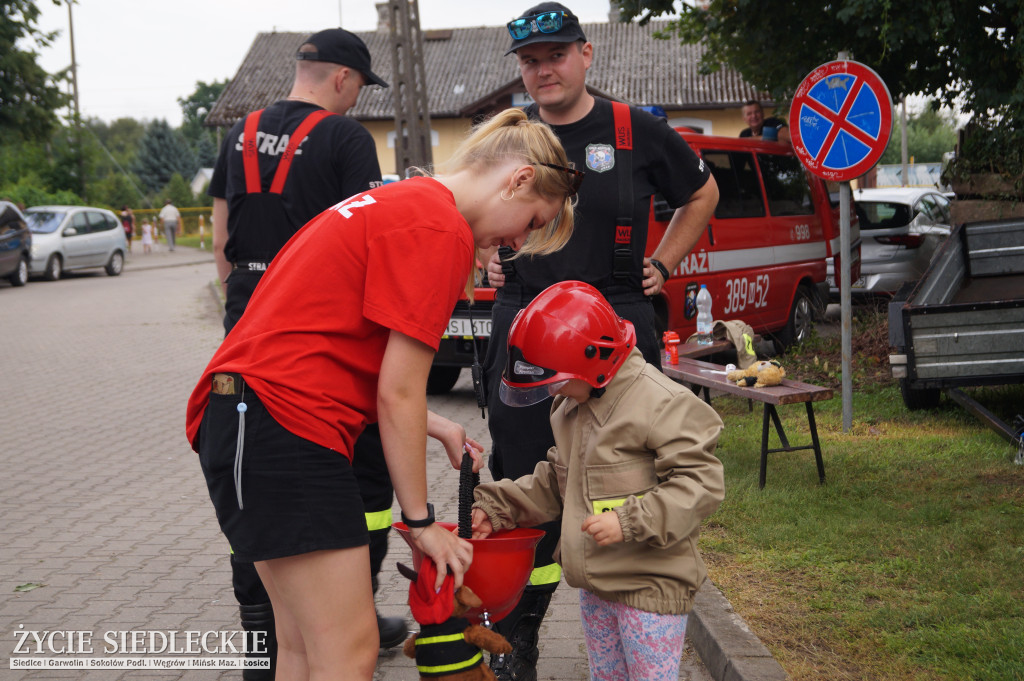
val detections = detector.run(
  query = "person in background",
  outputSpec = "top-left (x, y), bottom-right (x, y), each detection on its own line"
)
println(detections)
top-left (119, 205), bottom-right (135, 253)
top-left (473, 280), bottom-right (724, 681)
top-left (158, 199), bottom-right (182, 251)
top-left (140, 219), bottom-right (154, 254)
top-left (207, 27), bottom-right (400, 677)
top-left (186, 107), bottom-right (580, 681)
top-left (739, 100), bottom-right (791, 143)
top-left (482, 5), bottom-right (719, 679)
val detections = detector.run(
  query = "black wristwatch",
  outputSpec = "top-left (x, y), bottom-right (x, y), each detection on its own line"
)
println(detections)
top-left (649, 258), bottom-right (671, 282)
top-left (401, 503), bottom-right (435, 528)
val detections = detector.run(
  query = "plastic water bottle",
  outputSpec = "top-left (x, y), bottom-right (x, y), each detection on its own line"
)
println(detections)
top-left (696, 285), bottom-right (713, 345)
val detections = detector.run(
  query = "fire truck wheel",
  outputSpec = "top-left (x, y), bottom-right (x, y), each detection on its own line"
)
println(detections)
top-left (772, 285), bottom-right (815, 353)
top-left (426, 366), bottom-right (462, 395)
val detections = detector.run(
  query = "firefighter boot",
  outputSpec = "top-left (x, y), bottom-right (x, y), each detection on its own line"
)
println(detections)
top-left (373, 575), bottom-right (409, 649)
top-left (239, 602), bottom-right (276, 681)
top-left (489, 587), bottom-right (554, 681)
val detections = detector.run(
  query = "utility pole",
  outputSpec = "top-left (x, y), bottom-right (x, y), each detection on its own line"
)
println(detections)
top-left (900, 96), bottom-right (909, 187)
top-left (67, 0), bottom-right (85, 198)
top-left (388, 0), bottom-right (433, 175)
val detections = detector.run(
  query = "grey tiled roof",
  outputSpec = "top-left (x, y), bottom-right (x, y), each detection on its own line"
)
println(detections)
top-left (207, 20), bottom-right (766, 127)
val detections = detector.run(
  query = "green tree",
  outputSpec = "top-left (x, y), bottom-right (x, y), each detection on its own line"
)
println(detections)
top-left (617, 1), bottom-right (1020, 116)
top-left (193, 130), bottom-right (218, 168)
top-left (88, 117), bottom-right (146, 169)
top-left (133, 120), bottom-right (195, 193)
top-left (178, 79), bottom-right (227, 141)
top-left (616, 0), bottom-right (1024, 187)
top-left (0, 0), bottom-right (68, 143)
top-left (179, 79), bottom-right (226, 169)
top-left (161, 173), bottom-right (194, 208)
top-left (879, 104), bottom-right (957, 165)
top-left (0, 169), bottom-right (82, 207)
top-left (88, 172), bottom-right (143, 210)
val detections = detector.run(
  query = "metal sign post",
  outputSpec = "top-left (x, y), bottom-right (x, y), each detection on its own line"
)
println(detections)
top-left (790, 57), bottom-right (893, 432)
top-left (839, 181), bottom-right (852, 431)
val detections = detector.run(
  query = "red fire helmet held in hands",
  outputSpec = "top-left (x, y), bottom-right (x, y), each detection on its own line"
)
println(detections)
top-left (500, 280), bottom-right (635, 407)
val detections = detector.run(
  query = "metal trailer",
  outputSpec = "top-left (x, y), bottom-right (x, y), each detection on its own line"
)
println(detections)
top-left (888, 218), bottom-right (1024, 460)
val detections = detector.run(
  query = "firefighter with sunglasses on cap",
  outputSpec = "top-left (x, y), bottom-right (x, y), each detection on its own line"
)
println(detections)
top-left (482, 5), bottom-right (719, 681)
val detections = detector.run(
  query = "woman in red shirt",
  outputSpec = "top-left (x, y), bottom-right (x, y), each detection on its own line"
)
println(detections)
top-left (186, 108), bottom-right (580, 680)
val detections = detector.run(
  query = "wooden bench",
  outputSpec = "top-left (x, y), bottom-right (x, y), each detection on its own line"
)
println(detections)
top-left (662, 357), bottom-right (833, 489)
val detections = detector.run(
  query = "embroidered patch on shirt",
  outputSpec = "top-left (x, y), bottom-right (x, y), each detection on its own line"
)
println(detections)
top-left (586, 144), bottom-right (615, 173)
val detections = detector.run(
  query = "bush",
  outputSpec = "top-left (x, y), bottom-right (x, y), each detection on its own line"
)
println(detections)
top-left (944, 116), bottom-right (1024, 199)
top-left (0, 173), bottom-right (84, 208)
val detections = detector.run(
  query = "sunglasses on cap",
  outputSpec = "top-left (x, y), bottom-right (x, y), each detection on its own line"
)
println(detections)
top-left (507, 11), bottom-right (567, 40)
top-left (535, 162), bottom-right (584, 197)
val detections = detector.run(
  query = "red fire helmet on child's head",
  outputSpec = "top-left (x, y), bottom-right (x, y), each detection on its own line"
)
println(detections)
top-left (500, 280), bottom-right (635, 407)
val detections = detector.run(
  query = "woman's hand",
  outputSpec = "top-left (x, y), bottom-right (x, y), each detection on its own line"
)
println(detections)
top-left (582, 512), bottom-right (624, 546)
top-left (428, 411), bottom-right (485, 472)
top-left (470, 508), bottom-right (495, 539)
top-left (409, 523), bottom-right (474, 590)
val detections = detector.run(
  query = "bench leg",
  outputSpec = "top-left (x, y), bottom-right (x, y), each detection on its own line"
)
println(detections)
top-left (759, 405), bottom-right (791, 488)
top-left (806, 402), bottom-right (826, 484)
top-left (760, 403), bottom-right (826, 489)
top-left (768, 404), bottom-right (790, 449)
top-left (759, 405), bottom-right (770, 489)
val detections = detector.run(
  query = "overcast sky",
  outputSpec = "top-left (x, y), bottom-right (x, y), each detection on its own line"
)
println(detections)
top-left (30, 0), bottom-right (635, 126)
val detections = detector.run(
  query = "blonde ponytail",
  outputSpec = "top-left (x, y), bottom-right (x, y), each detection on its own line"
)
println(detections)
top-left (440, 109), bottom-right (576, 256)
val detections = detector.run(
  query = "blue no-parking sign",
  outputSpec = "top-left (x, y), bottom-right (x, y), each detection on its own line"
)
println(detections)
top-left (790, 60), bottom-right (893, 181)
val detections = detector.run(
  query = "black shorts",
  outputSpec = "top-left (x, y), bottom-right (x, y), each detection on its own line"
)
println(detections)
top-left (197, 388), bottom-right (369, 563)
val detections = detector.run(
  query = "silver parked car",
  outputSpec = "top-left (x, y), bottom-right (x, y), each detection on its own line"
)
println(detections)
top-left (25, 206), bottom-right (128, 280)
top-left (827, 187), bottom-right (951, 296)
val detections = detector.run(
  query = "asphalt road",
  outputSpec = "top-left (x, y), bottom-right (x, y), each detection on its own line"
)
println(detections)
top-left (0, 248), bottom-right (712, 680)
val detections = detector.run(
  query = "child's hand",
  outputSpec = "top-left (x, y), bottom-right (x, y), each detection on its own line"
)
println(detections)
top-left (470, 508), bottom-right (494, 539)
top-left (582, 512), bottom-right (624, 546)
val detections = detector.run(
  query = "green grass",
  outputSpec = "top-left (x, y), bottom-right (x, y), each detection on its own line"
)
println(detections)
top-left (700, 373), bottom-right (1024, 680)
top-left (171, 234), bottom-right (206, 249)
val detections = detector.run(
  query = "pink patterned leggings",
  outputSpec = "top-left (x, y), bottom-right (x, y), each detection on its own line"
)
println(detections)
top-left (579, 589), bottom-right (688, 681)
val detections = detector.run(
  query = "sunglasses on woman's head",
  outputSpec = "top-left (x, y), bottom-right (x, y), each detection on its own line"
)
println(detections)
top-left (507, 11), bottom-right (566, 40)
top-left (535, 162), bottom-right (584, 197)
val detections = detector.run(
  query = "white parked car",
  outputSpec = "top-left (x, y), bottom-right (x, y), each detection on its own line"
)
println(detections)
top-left (827, 187), bottom-right (951, 296)
top-left (25, 206), bottom-right (128, 280)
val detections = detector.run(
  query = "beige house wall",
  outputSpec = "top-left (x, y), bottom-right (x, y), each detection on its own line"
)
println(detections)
top-left (361, 105), bottom-right (782, 175)
top-left (363, 118), bottom-right (474, 176)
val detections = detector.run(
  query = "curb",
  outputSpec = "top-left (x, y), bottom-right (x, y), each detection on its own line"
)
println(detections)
top-left (208, 279), bottom-right (225, 314)
top-left (688, 582), bottom-right (789, 681)
top-left (122, 246), bottom-right (215, 274)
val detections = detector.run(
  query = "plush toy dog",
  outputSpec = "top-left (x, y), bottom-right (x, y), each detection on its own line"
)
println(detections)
top-left (398, 561), bottom-right (512, 681)
top-left (726, 359), bottom-right (786, 387)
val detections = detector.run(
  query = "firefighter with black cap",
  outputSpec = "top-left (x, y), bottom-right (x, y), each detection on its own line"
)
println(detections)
top-left (482, 4), bottom-right (720, 680)
top-left (208, 27), bottom-right (403, 679)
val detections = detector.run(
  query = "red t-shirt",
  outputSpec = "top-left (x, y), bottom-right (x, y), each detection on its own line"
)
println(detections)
top-left (185, 177), bottom-right (474, 459)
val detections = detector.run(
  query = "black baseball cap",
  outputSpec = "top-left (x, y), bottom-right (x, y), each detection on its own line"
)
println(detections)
top-left (297, 28), bottom-right (389, 88)
top-left (505, 2), bottom-right (587, 56)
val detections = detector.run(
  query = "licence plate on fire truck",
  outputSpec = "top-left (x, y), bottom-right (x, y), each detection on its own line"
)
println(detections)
top-left (443, 317), bottom-right (492, 338)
